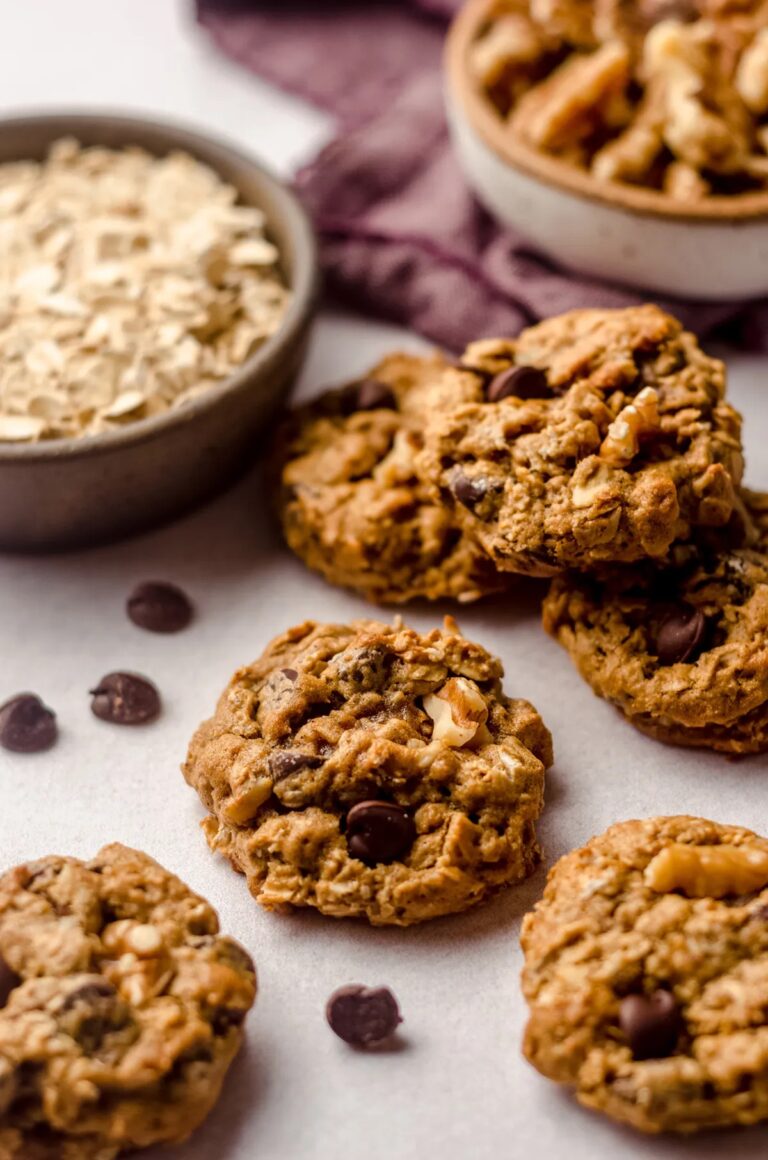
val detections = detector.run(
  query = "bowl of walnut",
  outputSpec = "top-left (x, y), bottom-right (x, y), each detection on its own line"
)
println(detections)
top-left (0, 112), bottom-right (317, 551)
top-left (446, 0), bottom-right (768, 299)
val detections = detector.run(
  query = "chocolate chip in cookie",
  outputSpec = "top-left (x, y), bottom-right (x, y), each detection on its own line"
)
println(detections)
top-left (346, 801), bottom-right (417, 866)
top-left (449, 469), bottom-right (490, 511)
top-left (90, 673), bottom-right (161, 725)
top-left (269, 750), bottom-right (323, 779)
top-left (654, 605), bottom-right (706, 665)
top-left (345, 379), bottom-right (397, 413)
top-left (0, 953), bottom-right (19, 1007)
top-left (619, 990), bottom-right (682, 1060)
top-left (487, 365), bottom-right (549, 402)
top-left (0, 693), bottom-right (57, 754)
top-left (326, 984), bottom-right (402, 1047)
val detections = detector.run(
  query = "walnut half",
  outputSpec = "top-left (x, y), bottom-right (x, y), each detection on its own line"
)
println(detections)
top-left (423, 678), bottom-right (491, 748)
top-left (645, 842), bottom-right (768, 898)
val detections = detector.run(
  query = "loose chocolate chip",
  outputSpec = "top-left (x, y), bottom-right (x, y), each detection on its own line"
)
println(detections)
top-left (269, 749), bottom-right (323, 779)
top-left (450, 469), bottom-right (489, 510)
top-left (346, 801), bottom-right (416, 866)
top-left (346, 379), bottom-right (397, 413)
top-left (619, 990), bottom-right (681, 1060)
top-left (281, 668), bottom-right (298, 682)
top-left (0, 954), bottom-right (19, 1007)
top-left (487, 365), bottom-right (549, 402)
top-left (326, 984), bottom-right (402, 1047)
top-left (0, 693), bottom-right (58, 753)
top-left (654, 605), bottom-right (706, 665)
top-left (127, 581), bottom-right (193, 633)
top-left (89, 672), bottom-right (161, 725)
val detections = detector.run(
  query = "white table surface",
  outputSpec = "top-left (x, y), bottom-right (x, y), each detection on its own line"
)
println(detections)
top-left (1, 4), bottom-right (767, 1159)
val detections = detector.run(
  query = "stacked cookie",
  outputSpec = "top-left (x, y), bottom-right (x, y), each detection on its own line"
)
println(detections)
top-left (275, 304), bottom-right (768, 755)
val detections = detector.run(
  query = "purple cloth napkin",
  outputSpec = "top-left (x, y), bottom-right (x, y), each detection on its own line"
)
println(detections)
top-left (197, 0), bottom-right (768, 351)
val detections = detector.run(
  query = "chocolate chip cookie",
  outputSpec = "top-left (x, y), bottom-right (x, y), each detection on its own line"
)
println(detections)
top-left (0, 843), bottom-right (256, 1159)
top-left (183, 617), bottom-right (552, 926)
top-left (543, 491), bottom-right (768, 753)
top-left (274, 353), bottom-right (507, 604)
top-left (420, 305), bottom-right (744, 577)
top-left (522, 815), bottom-right (768, 1133)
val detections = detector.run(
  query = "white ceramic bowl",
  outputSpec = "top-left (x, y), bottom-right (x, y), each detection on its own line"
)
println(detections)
top-left (445, 0), bottom-right (768, 301)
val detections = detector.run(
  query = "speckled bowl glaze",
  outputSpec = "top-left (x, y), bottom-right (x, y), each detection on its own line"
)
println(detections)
top-left (446, 0), bottom-right (768, 301)
top-left (0, 112), bottom-right (318, 552)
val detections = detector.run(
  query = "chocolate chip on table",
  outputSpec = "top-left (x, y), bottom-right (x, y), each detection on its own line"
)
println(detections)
top-left (619, 990), bottom-right (682, 1060)
top-left (0, 953), bottom-right (19, 1007)
top-left (487, 365), bottom-right (549, 402)
top-left (449, 469), bottom-right (489, 510)
top-left (127, 581), bottom-right (193, 633)
top-left (89, 672), bottom-right (161, 725)
top-left (346, 379), bottom-right (397, 413)
top-left (326, 985), bottom-right (402, 1048)
top-left (654, 605), bottom-right (706, 665)
top-left (0, 693), bottom-right (57, 753)
top-left (346, 801), bottom-right (416, 866)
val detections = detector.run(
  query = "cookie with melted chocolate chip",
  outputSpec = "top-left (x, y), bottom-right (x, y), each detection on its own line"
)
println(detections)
top-left (272, 353), bottom-right (506, 605)
top-left (522, 816), bottom-right (768, 1133)
top-left (183, 617), bottom-right (552, 926)
top-left (543, 492), bottom-right (768, 753)
top-left (419, 306), bottom-right (745, 577)
top-left (0, 844), bottom-right (256, 1159)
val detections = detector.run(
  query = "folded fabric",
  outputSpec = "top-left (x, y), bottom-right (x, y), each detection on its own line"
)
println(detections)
top-left (197, 0), bottom-right (768, 351)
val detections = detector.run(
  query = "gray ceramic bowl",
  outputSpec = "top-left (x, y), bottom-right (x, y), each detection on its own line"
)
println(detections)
top-left (0, 112), bottom-right (318, 551)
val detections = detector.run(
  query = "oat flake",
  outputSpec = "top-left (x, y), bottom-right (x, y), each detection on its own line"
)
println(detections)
top-left (0, 139), bottom-right (291, 441)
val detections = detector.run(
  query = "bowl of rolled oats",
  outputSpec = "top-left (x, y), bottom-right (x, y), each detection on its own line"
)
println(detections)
top-left (446, 0), bottom-right (768, 299)
top-left (0, 112), bottom-right (317, 550)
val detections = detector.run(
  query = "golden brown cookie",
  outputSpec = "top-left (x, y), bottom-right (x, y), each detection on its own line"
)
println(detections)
top-left (273, 353), bottom-right (506, 604)
top-left (420, 305), bottom-right (744, 577)
top-left (543, 490), bottom-right (768, 753)
top-left (184, 617), bottom-right (552, 926)
top-left (0, 843), bottom-right (256, 1159)
top-left (522, 815), bottom-right (768, 1133)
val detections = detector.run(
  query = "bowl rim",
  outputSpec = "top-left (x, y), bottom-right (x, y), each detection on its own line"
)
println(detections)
top-left (446, 0), bottom-right (768, 225)
top-left (0, 109), bottom-right (319, 464)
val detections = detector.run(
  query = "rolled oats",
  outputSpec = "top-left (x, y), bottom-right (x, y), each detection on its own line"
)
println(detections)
top-left (472, 0), bottom-right (768, 200)
top-left (0, 139), bottom-right (291, 442)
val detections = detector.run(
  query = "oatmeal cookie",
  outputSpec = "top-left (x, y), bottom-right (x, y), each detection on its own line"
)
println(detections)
top-left (543, 492), bottom-right (768, 752)
top-left (183, 617), bottom-right (552, 926)
top-left (274, 353), bottom-right (506, 605)
top-left (0, 844), bottom-right (256, 1159)
top-left (522, 815), bottom-right (768, 1133)
top-left (420, 305), bottom-right (744, 577)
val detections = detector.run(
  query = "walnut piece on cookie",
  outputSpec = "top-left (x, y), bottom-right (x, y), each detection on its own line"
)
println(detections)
top-left (419, 305), bottom-right (744, 577)
top-left (272, 353), bottom-right (506, 605)
top-left (522, 816), bottom-right (768, 1133)
top-left (183, 617), bottom-right (552, 926)
top-left (0, 844), bottom-right (256, 1160)
top-left (543, 490), bottom-right (768, 753)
